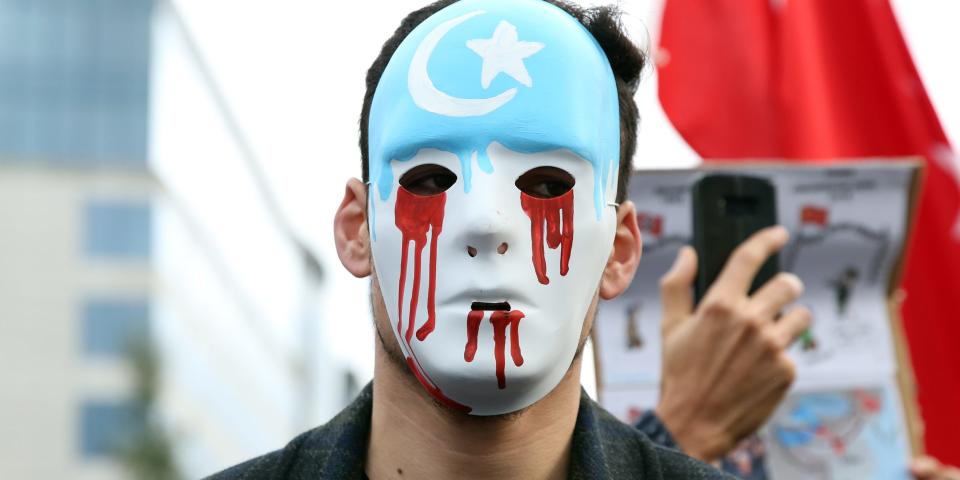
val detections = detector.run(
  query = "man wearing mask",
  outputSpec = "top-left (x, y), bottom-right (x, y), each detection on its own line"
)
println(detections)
top-left (210, 0), bottom-right (811, 478)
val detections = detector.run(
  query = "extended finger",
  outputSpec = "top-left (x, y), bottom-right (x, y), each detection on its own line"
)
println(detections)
top-left (660, 246), bottom-right (697, 334)
top-left (911, 456), bottom-right (940, 479)
top-left (747, 272), bottom-right (805, 319)
top-left (910, 456), bottom-right (960, 480)
top-left (770, 305), bottom-right (813, 349)
top-left (946, 466), bottom-right (960, 480)
top-left (706, 226), bottom-right (790, 300)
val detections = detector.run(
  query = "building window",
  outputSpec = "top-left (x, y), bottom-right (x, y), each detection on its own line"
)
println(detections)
top-left (84, 201), bottom-right (152, 259)
top-left (82, 298), bottom-right (149, 357)
top-left (80, 401), bottom-right (143, 458)
top-left (0, 0), bottom-right (152, 165)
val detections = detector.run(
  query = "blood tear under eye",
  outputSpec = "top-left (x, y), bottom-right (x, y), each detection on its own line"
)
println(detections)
top-left (395, 187), bottom-right (470, 413)
top-left (395, 187), bottom-right (444, 344)
top-left (521, 190), bottom-right (574, 285)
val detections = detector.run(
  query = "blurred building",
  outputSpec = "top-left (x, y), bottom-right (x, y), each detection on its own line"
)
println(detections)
top-left (0, 1), bottom-right (156, 479)
top-left (0, 1), bottom-right (337, 478)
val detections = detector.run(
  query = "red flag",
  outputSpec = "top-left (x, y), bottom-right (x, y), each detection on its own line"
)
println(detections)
top-left (659, 0), bottom-right (960, 463)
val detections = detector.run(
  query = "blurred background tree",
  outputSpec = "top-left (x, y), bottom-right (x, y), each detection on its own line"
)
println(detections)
top-left (115, 338), bottom-right (181, 480)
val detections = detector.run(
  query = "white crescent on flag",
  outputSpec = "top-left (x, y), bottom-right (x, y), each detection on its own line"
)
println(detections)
top-left (407, 11), bottom-right (544, 118)
top-left (408, 10), bottom-right (517, 117)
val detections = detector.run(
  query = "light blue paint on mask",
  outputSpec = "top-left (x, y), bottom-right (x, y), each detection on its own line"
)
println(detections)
top-left (368, 0), bottom-right (621, 232)
top-left (461, 149), bottom-right (495, 194)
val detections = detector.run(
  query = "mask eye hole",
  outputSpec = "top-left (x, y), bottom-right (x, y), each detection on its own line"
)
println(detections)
top-left (515, 166), bottom-right (576, 199)
top-left (399, 164), bottom-right (458, 196)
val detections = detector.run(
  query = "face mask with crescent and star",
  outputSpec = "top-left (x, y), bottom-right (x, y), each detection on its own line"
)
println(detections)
top-left (367, 0), bottom-right (621, 416)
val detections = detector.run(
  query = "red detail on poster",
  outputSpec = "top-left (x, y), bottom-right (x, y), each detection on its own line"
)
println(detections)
top-left (855, 390), bottom-right (882, 413)
top-left (831, 437), bottom-right (846, 456)
top-left (800, 206), bottom-right (829, 226)
top-left (637, 212), bottom-right (664, 237)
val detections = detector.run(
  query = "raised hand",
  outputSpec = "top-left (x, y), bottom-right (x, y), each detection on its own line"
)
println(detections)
top-left (654, 226), bottom-right (811, 462)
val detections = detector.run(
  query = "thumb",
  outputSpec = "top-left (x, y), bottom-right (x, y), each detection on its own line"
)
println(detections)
top-left (911, 456), bottom-right (939, 479)
top-left (911, 456), bottom-right (960, 480)
top-left (660, 246), bottom-right (697, 336)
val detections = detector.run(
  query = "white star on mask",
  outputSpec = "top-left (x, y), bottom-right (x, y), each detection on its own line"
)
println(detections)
top-left (466, 20), bottom-right (545, 89)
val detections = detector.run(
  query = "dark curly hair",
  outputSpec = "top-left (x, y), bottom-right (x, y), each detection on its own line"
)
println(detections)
top-left (358, 0), bottom-right (646, 203)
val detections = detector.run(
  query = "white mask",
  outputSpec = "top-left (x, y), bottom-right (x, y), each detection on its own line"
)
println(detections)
top-left (367, 0), bottom-right (621, 415)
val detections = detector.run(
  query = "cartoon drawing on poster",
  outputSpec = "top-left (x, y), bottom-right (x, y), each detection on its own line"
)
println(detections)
top-left (781, 203), bottom-right (893, 369)
top-left (722, 436), bottom-right (770, 480)
top-left (773, 169), bottom-right (907, 378)
top-left (830, 266), bottom-right (860, 318)
top-left (763, 384), bottom-right (911, 480)
top-left (593, 164), bottom-right (918, 479)
top-left (594, 172), bottom-right (699, 386)
top-left (624, 302), bottom-right (645, 351)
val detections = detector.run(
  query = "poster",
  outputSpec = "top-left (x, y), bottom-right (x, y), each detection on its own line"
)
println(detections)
top-left (764, 378), bottom-right (912, 480)
top-left (593, 163), bottom-right (918, 479)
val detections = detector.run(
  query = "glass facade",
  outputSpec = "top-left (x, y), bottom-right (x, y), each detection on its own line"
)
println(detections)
top-left (84, 200), bottom-right (152, 259)
top-left (0, 0), bottom-right (153, 165)
top-left (82, 298), bottom-right (150, 357)
top-left (79, 400), bottom-right (142, 458)
top-left (0, 0), bottom-right (160, 474)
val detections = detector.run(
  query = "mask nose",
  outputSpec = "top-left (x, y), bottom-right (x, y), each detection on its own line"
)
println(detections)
top-left (467, 242), bottom-right (509, 257)
top-left (459, 194), bottom-right (516, 260)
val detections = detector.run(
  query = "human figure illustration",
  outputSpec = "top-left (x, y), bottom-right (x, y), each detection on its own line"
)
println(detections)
top-left (829, 266), bottom-right (860, 317)
top-left (626, 303), bottom-right (644, 350)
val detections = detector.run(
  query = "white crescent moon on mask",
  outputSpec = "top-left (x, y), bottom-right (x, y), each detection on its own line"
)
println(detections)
top-left (408, 10), bottom-right (517, 117)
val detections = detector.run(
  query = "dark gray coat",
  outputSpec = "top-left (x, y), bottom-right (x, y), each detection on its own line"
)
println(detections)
top-left (208, 384), bottom-right (732, 479)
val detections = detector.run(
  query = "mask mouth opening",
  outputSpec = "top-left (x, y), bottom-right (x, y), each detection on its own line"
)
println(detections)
top-left (471, 301), bottom-right (511, 311)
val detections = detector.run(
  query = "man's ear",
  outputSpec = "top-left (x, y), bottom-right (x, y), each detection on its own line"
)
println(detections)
top-left (599, 200), bottom-right (642, 300)
top-left (334, 178), bottom-right (373, 278)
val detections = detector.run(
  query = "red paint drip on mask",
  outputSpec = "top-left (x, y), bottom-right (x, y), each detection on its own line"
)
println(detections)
top-left (395, 188), bottom-right (444, 342)
top-left (405, 357), bottom-right (471, 413)
top-left (521, 190), bottom-right (574, 285)
top-left (489, 310), bottom-right (525, 389)
top-left (464, 310), bottom-right (484, 362)
top-left (396, 187), bottom-right (470, 413)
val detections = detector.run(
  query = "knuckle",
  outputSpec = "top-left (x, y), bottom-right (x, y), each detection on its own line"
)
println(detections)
top-left (777, 273), bottom-right (805, 298)
top-left (733, 245), bottom-right (764, 266)
top-left (742, 313), bottom-right (766, 334)
top-left (760, 328), bottom-right (782, 354)
top-left (792, 277), bottom-right (806, 297)
top-left (769, 274), bottom-right (793, 295)
top-left (793, 306), bottom-right (814, 327)
top-left (778, 355), bottom-right (798, 383)
top-left (703, 298), bottom-right (736, 318)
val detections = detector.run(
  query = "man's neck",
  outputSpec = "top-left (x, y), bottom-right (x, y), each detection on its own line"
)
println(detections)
top-left (365, 343), bottom-right (582, 480)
